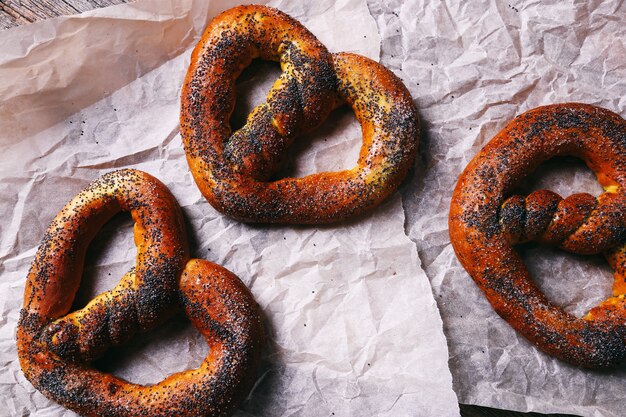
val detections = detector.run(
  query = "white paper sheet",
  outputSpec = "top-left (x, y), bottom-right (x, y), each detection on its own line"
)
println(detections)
top-left (0, 1), bottom-right (459, 416)
top-left (366, 0), bottom-right (625, 416)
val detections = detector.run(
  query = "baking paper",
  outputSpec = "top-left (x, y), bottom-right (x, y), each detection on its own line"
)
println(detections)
top-left (0, 1), bottom-right (459, 416)
top-left (366, 0), bottom-right (625, 416)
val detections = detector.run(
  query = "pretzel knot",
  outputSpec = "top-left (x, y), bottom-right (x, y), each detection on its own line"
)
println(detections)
top-left (180, 5), bottom-right (419, 224)
top-left (17, 169), bottom-right (263, 417)
top-left (449, 103), bottom-right (626, 368)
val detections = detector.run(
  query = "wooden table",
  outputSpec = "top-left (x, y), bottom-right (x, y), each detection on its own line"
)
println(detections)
top-left (0, 2), bottom-right (582, 417)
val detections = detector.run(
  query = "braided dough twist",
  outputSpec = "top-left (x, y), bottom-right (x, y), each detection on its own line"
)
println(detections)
top-left (180, 5), bottom-right (419, 224)
top-left (17, 169), bottom-right (263, 416)
top-left (449, 103), bottom-right (626, 368)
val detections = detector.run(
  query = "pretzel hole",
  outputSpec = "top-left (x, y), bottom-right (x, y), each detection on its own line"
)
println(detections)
top-left (279, 106), bottom-right (360, 178)
top-left (510, 156), bottom-right (603, 197)
top-left (230, 59), bottom-right (282, 132)
top-left (230, 59), bottom-right (361, 179)
top-left (518, 243), bottom-right (613, 318)
top-left (72, 212), bottom-right (136, 311)
top-left (93, 315), bottom-right (207, 385)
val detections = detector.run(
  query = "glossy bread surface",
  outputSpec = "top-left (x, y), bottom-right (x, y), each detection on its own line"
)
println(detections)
top-left (180, 5), bottom-right (419, 224)
top-left (449, 103), bottom-right (626, 368)
top-left (17, 169), bottom-right (263, 417)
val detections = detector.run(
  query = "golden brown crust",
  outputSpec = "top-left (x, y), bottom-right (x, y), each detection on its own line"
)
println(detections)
top-left (17, 169), bottom-right (263, 416)
top-left (180, 5), bottom-right (419, 224)
top-left (449, 103), bottom-right (626, 368)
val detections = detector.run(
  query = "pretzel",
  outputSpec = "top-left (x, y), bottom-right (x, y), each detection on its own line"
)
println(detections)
top-left (17, 169), bottom-right (263, 416)
top-left (449, 103), bottom-right (626, 368)
top-left (180, 5), bottom-right (419, 224)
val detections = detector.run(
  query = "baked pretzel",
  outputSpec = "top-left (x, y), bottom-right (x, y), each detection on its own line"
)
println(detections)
top-left (17, 169), bottom-right (263, 416)
top-left (180, 5), bottom-right (419, 224)
top-left (449, 103), bottom-right (626, 368)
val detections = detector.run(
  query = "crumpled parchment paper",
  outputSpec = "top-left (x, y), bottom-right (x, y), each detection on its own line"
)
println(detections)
top-left (365, 0), bottom-right (625, 416)
top-left (0, 1), bottom-right (460, 416)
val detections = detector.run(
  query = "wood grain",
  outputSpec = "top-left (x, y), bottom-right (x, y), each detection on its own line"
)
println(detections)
top-left (0, 1), bottom-right (583, 417)
top-left (0, 0), bottom-right (127, 28)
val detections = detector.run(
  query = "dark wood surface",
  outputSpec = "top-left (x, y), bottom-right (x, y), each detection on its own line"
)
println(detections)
top-left (0, 1), bottom-right (580, 416)
top-left (0, 0), bottom-right (127, 29)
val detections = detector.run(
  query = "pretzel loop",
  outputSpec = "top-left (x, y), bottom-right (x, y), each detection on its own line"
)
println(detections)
top-left (17, 169), bottom-right (263, 417)
top-left (182, 5), bottom-right (336, 183)
top-left (21, 170), bottom-right (189, 362)
top-left (450, 103), bottom-right (626, 368)
top-left (181, 5), bottom-right (419, 224)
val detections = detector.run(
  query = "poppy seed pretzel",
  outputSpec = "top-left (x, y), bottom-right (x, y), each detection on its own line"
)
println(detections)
top-left (180, 5), bottom-right (419, 224)
top-left (449, 103), bottom-right (626, 368)
top-left (17, 169), bottom-right (263, 417)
